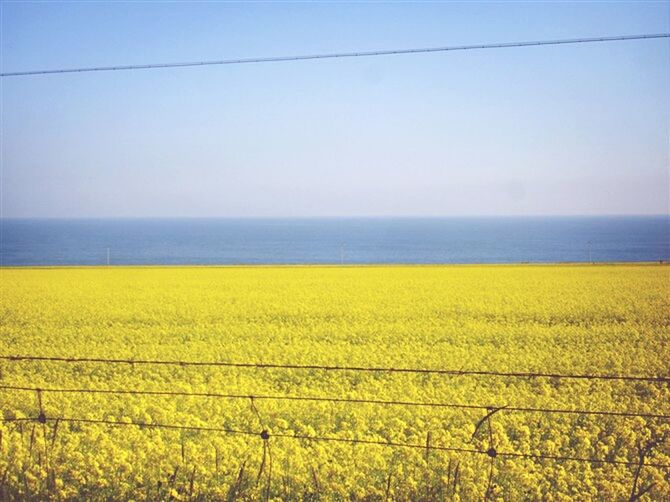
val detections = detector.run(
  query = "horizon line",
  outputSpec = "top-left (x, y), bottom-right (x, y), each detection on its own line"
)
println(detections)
top-left (1, 214), bottom-right (669, 221)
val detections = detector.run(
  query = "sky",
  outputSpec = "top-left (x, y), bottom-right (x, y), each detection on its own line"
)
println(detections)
top-left (1, 1), bottom-right (668, 218)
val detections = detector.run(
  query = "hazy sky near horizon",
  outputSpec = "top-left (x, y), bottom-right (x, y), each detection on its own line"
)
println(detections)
top-left (1, 1), bottom-right (668, 218)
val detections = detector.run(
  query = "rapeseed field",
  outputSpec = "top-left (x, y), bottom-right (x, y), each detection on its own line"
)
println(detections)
top-left (0, 264), bottom-right (668, 500)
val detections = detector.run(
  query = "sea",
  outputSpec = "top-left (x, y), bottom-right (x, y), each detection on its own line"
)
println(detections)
top-left (1, 216), bottom-right (668, 266)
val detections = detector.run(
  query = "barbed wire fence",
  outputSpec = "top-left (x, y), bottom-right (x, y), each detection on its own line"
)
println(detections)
top-left (1, 354), bottom-right (669, 500)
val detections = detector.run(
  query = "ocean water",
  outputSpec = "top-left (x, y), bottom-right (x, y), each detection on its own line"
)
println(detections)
top-left (1, 216), bottom-right (668, 266)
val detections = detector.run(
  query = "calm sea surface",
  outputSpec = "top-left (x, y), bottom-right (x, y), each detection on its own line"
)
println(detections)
top-left (1, 217), bottom-right (668, 266)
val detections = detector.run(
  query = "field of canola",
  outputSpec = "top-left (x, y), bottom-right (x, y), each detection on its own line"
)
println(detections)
top-left (0, 264), bottom-right (669, 501)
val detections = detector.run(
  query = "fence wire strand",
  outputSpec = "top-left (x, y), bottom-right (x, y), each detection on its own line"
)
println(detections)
top-left (2, 354), bottom-right (668, 383)
top-left (1, 384), bottom-right (668, 421)
top-left (2, 415), bottom-right (669, 469)
top-left (2, 33), bottom-right (668, 77)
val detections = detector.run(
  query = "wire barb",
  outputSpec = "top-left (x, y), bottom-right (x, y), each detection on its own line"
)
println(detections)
top-left (35, 389), bottom-right (47, 424)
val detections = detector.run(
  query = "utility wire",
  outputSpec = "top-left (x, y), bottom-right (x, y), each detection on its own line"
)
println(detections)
top-left (1, 34), bottom-right (668, 78)
top-left (3, 415), bottom-right (669, 469)
top-left (2, 354), bottom-right (668, 383)
top-left (1, 384), bottom-right (668, 421)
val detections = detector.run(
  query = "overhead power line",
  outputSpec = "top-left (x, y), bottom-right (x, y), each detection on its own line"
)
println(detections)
top-left (3, 415), bottom-right (669, 469)
top-left (3, 354), bottom-right (669, 383)
top-left (1, 383), bottom-right (668, 420)
top-left (1, 34), bottom-right (668, 78)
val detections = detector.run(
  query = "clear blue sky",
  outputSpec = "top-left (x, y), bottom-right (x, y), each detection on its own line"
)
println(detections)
top-left (1, 1), bottom-right (668, 218)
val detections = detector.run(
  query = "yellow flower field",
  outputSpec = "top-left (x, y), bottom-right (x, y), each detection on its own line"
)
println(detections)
top-left (1, 264), bottom-right (669, 500)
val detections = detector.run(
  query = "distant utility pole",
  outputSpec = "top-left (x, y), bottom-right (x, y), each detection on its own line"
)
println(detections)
top-left (107, 248), bottom-right (110, 266)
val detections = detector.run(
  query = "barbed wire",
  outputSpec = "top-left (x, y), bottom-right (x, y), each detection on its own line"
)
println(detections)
top-left (2, 34), bottom-right (668, 78)
top-left (2, 355), bottom-right (668, 383)
top-left (2, 415), bottom-right (669, 469)
top-left (1, 384), bottom-right (668, 421)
